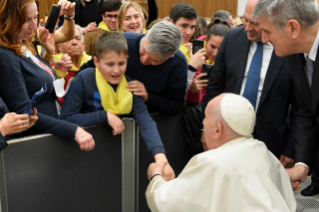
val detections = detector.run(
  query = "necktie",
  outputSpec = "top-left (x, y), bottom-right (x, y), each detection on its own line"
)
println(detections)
top-left (306, 55), bottom-right (314, 86)
top-left (243, 42), bottom-right (264, 109)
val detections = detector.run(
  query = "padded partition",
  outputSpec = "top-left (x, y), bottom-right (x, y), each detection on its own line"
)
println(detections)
top-left (138, 113), bottom-right (193, 212)
top-left (0, 125), bottom-right (122, 212)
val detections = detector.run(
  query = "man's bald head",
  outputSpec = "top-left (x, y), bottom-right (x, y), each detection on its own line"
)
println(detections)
top-left (203, 94), bottom-right (255, 150)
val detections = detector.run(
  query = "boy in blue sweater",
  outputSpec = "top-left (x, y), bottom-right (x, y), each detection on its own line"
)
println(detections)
top-left (60, 32), bottom-right (174, 180)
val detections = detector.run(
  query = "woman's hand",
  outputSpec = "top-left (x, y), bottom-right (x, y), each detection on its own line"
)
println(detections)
top-left (58, 0), bottom-right (76, 17)
top-left (191, 73), bottom-right (209, 93)
top-left (0, 108), bottom-right (38, 137)
top-left (189, 48), bottom-right (206, 70)
top-left (37, 27), bottom-right (55, 56)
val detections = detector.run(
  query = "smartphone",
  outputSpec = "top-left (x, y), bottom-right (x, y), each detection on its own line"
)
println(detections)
top-left (45, 4), bottom-right (61, 33)
top-left (23, 83), bottom-right (47, 116)
top-left (201, 63), bottom-right (214, 80)
top-left (192, 39), bottom-right (204, 54)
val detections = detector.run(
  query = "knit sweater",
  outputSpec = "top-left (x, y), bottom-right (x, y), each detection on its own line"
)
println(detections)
top-left (60, 68), bottom-right (165, 156)
top-left (0, 47), bottom-right (78, 137)
top-left (123, 32), bottom-right (187, 115)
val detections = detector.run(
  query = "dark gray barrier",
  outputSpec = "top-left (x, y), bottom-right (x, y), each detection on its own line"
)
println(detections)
top-left (0, 114), bottom-right (192, 212)
top-left (138, 113), bottom-right (193, 212)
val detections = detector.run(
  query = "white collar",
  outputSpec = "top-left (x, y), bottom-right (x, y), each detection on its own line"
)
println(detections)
top-left (304, 28), bottom-right (319, 61)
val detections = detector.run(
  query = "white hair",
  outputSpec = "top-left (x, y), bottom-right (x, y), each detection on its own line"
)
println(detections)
top-left (253, 0), bottom-right (319, 31)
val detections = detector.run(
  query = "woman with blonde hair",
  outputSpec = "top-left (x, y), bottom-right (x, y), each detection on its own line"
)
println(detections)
top-left (117, 2), bottom-right (147, 33)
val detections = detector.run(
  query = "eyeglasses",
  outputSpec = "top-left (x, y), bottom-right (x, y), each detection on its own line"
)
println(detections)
top-left (104, 14), bottom-right (118, 20)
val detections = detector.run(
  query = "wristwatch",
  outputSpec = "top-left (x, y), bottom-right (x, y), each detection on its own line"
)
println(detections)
top-left (64, 12), bottom-right (75, 21)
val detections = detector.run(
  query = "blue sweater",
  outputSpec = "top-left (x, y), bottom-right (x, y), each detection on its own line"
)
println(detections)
top-left (123, 32), bottom-right (187, 115)
top-left (0, 47), bottom-right (78, 137)
top-left (60, 68), bottom-right (165, 156)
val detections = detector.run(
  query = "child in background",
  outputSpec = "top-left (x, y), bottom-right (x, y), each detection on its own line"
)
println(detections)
top-left (60, 32), bottom-right (174, 180)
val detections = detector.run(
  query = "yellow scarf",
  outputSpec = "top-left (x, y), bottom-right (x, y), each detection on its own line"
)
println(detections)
top-left (95, 68), bottom-right (133, 115)
top-left (53, 52), bottom-right (92, 78)
top-left (97, 21), bottom-right (111, 31)
top-left (206, 59), bottom-right (214, 65)
top-left (179, 44), bottom-right (190, 63)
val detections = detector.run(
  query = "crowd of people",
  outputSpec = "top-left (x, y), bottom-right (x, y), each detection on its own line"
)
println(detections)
top-left (2, 0), bottom-right (319, 211)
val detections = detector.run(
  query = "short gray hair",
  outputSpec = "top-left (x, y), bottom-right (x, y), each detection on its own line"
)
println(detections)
top-left (253, 0), bottom-right (319, 31)
top-left (144, 21), bottom-right (182, 57)
top-left (211, 10), bottom-right (231, 22)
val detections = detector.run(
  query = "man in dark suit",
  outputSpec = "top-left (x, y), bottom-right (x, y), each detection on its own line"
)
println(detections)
top-left (204, 0), bottom-right (298, 163)
top-left (253, 0), bottom-right (319, 194)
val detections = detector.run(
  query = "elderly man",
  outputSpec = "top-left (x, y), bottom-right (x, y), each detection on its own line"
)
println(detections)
top-left (124, 21), bottom-right (187, 115)
top-left (52, 24), bottom-right (92, 105)
top-left (253, 0), bottom-right (319, 195)
top-left (84, 0), bottom-right (122, 55)
top-left (204, 0), bottom-right (298, 165)
top-left (146, 94), bottom-right (295, 212)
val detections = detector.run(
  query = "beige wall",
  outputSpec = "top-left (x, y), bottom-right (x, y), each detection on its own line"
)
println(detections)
top-left (38, 0), bottom-right (238, 21)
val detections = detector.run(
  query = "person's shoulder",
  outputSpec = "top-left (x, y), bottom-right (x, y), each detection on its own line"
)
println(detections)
top-left (122, 32), bottom-right (145, 40)
top-left (0, 47), bottom-right (16, 56)
top-left (228, 26), bottom-right (246, 36)
top-left (171, 50), bottom-right (187, 64)
top-left (77, 67), bottom-right (95, 79)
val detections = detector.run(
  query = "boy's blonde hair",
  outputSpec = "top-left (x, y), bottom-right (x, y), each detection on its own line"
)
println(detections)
top-left (95, 32), bottom-right (128, 60)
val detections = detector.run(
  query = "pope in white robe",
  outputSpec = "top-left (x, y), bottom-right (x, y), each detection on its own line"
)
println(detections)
top-left (145, 94), bottom-right (296, 212)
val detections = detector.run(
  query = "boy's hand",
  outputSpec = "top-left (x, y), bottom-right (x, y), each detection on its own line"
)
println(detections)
top-left (127, 80), bottom-right (148, 102)
top-left (107, 111), bottom-right (125, 135)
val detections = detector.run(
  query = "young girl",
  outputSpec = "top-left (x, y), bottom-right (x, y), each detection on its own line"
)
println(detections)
top-left (60, 32), bottom-right (174, 180)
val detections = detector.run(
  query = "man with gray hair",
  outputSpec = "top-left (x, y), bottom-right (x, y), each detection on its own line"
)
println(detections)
top-left (253, 0), bottom-right (319, 195)
top-left (146, 93), bottom-right (295, 212)
top-left (125, 21), bottom-right (187, 115)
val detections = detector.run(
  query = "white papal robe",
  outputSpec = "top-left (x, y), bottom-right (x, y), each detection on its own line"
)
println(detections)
top-left (146, 136), bottom-right (296, 212)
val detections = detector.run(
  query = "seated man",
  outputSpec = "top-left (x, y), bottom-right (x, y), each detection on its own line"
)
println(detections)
top-left (60, 32), bottom-right (174, 180)
top-left (146, 93), bottom-right (296, 212)
top-left (84, 0), bottom-right (122, 55)
top-left (169, 2), bottom-right (197, 63)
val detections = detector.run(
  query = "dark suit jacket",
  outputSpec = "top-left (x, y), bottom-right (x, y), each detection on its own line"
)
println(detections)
top-left (288, 51), bottom-right (319, 169)
top-left (204, 27), bottom-right (298, 159)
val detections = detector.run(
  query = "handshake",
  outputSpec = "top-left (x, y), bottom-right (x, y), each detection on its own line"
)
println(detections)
top-left (286, 164), bottom-right (308, 191)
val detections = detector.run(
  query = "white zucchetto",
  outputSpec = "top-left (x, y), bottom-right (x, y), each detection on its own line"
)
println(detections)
top-left (220, 94), bottom-right (255, 136)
